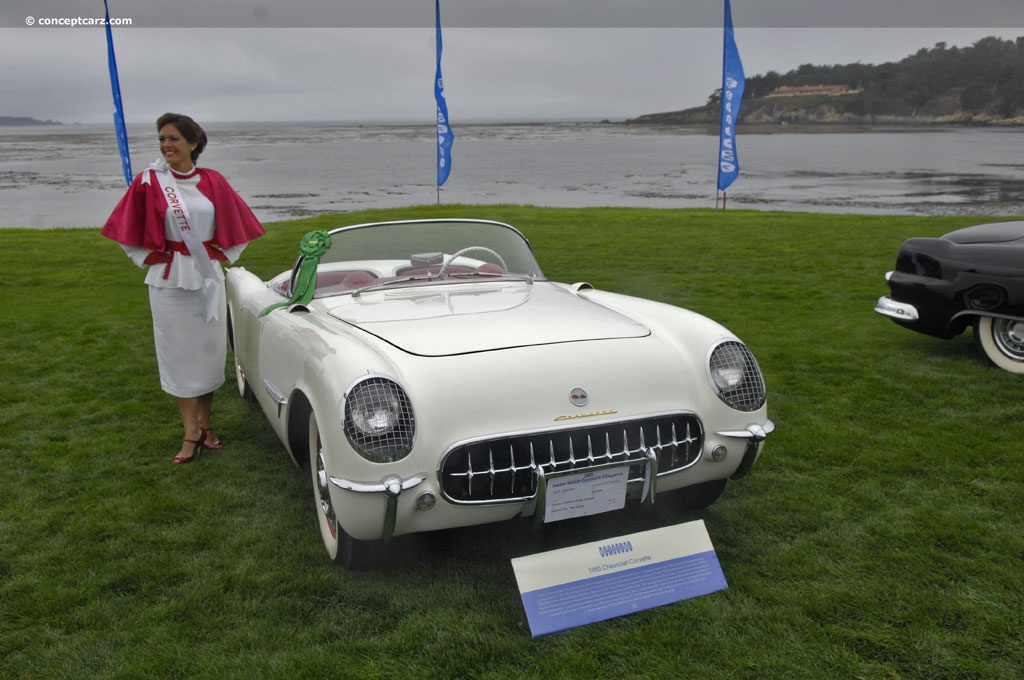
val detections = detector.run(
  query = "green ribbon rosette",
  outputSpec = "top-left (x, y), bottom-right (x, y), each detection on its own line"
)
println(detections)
top-left (259, 230), bottom-right (332, 317)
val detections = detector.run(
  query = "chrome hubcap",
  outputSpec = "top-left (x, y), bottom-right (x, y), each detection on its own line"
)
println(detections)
top-left (994, 319), bottom-right (1024, 361)
top-left (315, 439), bottom-right (338, 538)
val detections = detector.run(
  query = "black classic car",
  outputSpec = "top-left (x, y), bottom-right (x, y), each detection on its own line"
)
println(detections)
top-left (875, 220), bottom-right (1024, 374)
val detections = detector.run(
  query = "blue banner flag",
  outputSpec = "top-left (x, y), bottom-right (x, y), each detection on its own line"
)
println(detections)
top-left (716, 0), bottom-right (745, 192)
top-left (103, 0), bottom-right (132, 186)
top-left (434, 0), bottom-right (454, 187)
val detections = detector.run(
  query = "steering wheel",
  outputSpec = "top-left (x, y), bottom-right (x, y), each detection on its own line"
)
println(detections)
top-left (438, 246), bottom-right (508, 277)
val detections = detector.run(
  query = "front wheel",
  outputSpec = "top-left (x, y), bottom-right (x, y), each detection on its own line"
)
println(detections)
top-left (234, 357), bottom-right (256, 402)
top-left (308, 411), bottom-right (386, 569)
top-left (227, 308), bottom-right (256, 402)
top-left (974, 316), bottom-right (1024, 374)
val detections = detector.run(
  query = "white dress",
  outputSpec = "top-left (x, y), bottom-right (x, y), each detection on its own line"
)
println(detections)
top-left (121, 170), bottom-right (247, 398)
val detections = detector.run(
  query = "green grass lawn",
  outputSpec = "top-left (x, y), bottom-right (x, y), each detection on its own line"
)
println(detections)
top-left (2, 205), bottom-right (1022, 679)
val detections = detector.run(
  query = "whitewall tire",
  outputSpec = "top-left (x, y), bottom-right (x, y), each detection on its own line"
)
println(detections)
top-left (975, 317), bottom-right (1024, 374)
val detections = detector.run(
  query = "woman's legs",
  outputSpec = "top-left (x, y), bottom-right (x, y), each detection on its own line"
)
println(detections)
top-left (196, 392), bottom-right (222, 448)
top-left (173, 392), bottom-right (219, 462)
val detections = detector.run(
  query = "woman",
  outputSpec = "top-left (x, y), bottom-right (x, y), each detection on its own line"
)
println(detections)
top-left (102, 113), bottom-right (265, 465)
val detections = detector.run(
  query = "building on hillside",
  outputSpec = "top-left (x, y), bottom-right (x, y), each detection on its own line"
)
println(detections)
top-left (767, 85), bottom-right (858, 97)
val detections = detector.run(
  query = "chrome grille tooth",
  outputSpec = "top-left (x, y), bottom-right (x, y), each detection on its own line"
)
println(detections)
top-left (654, 422), bottom-right (666, 467)
top-left (625, 427), bottom-right (640, 457)
top-left (489, 448), bottom-right (496, 496)
top-left (509, 443), bottom-right (518, 496)
top-left (663, 422), bottom-right (675, 468)
top-left (528, 441), bottom-right (538, 494)
top-left (680, 421), bottom-right (689, 466)
top-left (535, 441), bottom-right (543, 493)
top-left (680, 424), bottom-right (689, 465)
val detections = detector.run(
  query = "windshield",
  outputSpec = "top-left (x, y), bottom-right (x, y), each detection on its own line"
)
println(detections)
top-left (286, 219), bottom-right (546, 298)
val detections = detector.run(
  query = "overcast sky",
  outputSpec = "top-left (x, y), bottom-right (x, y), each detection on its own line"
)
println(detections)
top-left (1, 1), bottom-right (1021, 125)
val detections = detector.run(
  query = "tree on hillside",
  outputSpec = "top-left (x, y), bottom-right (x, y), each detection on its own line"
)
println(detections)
top-left (741, 36), bottom-right (1024, 119)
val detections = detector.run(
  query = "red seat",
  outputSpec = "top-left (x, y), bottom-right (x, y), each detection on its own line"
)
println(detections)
top-left (315, 271), bottom-right (350, 289)
top-left (295, 270), bottom-right (378, 294)
top-left (341, 271), bottom-right (376, 289)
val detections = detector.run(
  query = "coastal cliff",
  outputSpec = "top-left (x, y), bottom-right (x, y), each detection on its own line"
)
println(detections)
top-left (625, 92), bottom-right (1024, 127)
top-left (627, 35), bottom-right (1024, 127)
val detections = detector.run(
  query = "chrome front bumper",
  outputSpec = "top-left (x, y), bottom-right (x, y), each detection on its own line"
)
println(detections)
top-left (875, 296), bottom-right (919, 322)
top-left (329, 419), bottom-right (775, 541)
top-left (717, 420), bottom-right (774, 480)
top-left (330, 473), bottom-right (427, 541)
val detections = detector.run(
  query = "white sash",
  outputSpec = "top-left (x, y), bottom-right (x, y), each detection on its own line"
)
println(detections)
top-left (145, 159), bottom-right (222, 321)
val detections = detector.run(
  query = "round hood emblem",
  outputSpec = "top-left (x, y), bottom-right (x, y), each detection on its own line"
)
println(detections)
top-left (569, 387), bottom-right (589, 407)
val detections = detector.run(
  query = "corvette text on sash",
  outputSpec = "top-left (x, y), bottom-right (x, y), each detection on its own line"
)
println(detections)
top-left (148, 166), bottom-right (222, 321)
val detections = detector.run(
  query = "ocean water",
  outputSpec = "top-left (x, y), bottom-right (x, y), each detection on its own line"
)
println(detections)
top-left (2, 121), bottom-right (1023, 229)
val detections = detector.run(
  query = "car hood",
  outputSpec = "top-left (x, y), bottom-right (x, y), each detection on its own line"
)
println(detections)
top-left (942, 220), bottom-right (1024, 245)
top-left (324, 281), bottom-right (650, 356)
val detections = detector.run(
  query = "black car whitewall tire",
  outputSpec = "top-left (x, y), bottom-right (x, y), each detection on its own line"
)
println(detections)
top-left (975, 317), bottom-right (1024, 374)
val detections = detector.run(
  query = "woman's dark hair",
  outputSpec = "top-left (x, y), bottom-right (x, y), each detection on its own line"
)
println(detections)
top-left (156, 112), bottom-right (207, 162)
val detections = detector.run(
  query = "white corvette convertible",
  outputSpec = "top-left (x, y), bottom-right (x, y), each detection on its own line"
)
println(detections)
top-left (226, 218), bottom-right (773, 568)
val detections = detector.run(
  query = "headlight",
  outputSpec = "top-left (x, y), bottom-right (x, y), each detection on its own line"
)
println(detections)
top-left (707, 340), bottom-right (766, 412)
top-left (343, 377), bottom-right (415, 462)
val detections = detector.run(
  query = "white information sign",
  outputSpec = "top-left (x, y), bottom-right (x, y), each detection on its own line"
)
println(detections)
top-left (511, 520), bottom-right (727, 637)
top-left (543, 466), bottom-right (630, 523)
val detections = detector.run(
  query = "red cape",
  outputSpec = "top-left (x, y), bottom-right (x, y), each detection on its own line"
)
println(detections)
top-left (102, 168), bottom-right (265, 251)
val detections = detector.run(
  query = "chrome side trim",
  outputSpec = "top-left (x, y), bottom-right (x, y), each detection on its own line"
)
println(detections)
top-left (263, 379), bottom-right (288, 417)
top-left (950, 310), bottom-right (1024, 324)
top-left (263, 379), bottom-right (287, 405)
top-left (329, 473), bottom-right (427, 541)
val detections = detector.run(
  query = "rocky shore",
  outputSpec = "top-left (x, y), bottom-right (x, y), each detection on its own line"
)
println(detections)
top-left (625, 94), bottom-right (1024, 127)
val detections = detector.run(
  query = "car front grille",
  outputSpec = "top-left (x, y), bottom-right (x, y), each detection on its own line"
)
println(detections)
top-left (439, 413), bottom-right (703, 504)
